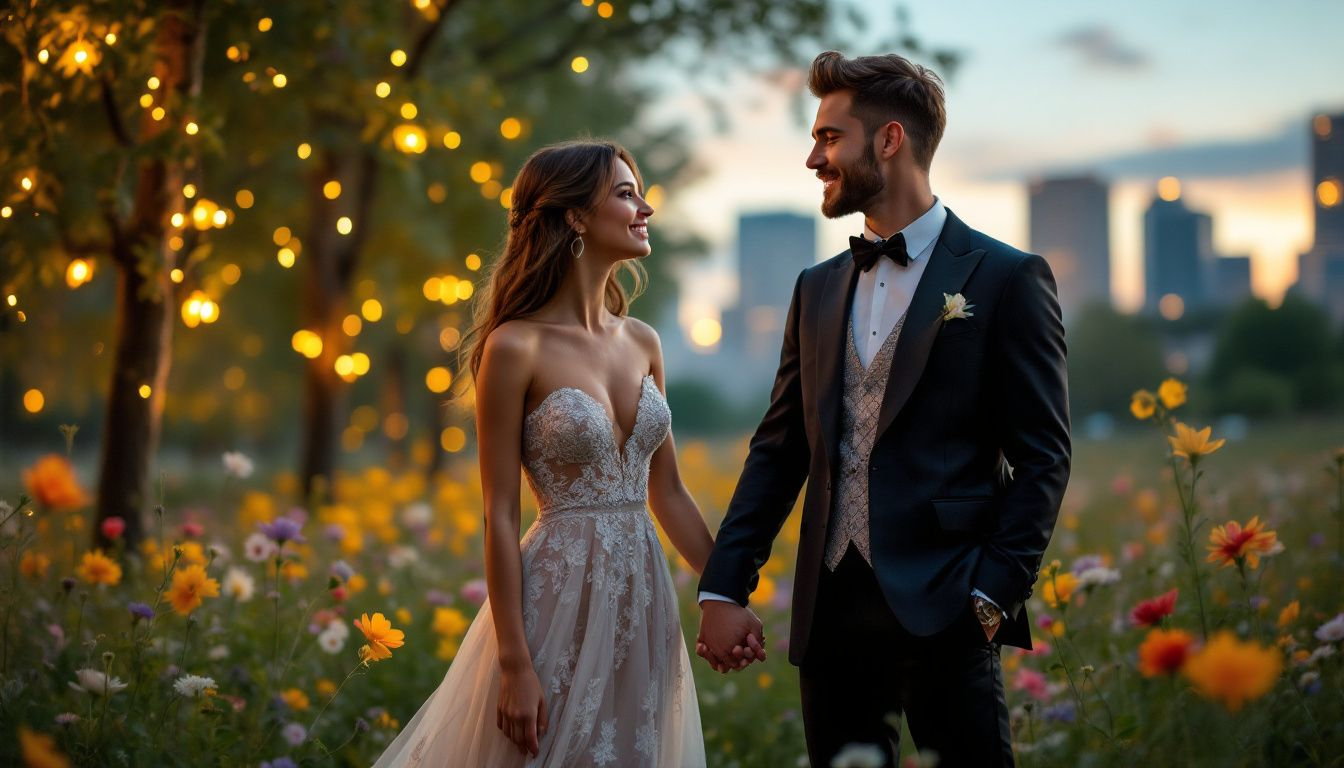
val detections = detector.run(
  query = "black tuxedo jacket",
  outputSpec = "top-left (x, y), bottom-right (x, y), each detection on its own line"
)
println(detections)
top-left (700, 208), bottom-right (1071, 663)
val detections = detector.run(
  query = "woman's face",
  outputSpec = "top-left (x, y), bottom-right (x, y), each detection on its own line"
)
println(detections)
top-left (580, 159), bottom-right (654, 261)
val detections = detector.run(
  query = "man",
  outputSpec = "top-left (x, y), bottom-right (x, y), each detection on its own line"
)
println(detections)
top-left (697, 51), bottom-right (1071, 766)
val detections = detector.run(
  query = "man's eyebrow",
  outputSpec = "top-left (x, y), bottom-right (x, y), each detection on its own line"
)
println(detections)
top-left (812, 125), bottom-right (843, 139)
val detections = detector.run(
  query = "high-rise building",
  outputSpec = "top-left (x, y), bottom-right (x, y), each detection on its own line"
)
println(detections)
top-left (719, 212), bottom-right (817, 401)
top-left (1028, 175), bottom-right (1111, 322)
top-left (1298, 111), bottom-right (1344, 325)
top-left (1143, 184), bottom-right (1214, 318)
top-left (1211, 255), bottom-right (1253, 307)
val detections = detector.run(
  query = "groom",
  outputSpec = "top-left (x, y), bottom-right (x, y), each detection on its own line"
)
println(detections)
top-left (697, 51), bottom-right (1070, 766)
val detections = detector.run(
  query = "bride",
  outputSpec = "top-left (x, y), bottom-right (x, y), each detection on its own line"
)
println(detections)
top-left (374, 140), bottom-right (755, 766)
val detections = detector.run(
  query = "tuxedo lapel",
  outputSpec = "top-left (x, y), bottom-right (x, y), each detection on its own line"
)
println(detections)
top-left (815, 255), bottom-right (859, 471)
top-left (875, 210), bottom-right (985, 442)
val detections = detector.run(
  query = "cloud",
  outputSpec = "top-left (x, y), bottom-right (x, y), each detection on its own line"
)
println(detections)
top-left (1057, 25), bottom-right (1148, 71)
top-left (978, 121), bottom-right (1309, 182)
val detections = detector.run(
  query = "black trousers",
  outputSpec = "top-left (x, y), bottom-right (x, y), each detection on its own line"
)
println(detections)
top-left (799, 545), bottom-right (1014, 768)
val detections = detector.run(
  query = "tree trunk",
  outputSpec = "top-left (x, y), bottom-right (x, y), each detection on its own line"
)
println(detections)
top-left (94, 0), bottom-right (204, 548)
top-left (298, 144), bottom-right (379, 500)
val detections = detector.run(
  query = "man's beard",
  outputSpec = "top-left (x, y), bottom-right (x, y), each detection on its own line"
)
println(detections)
top-left (820, 143), bottom-right (884, 219)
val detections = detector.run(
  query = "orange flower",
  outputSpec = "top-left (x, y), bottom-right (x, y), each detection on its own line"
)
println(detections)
top-left (1207, 516), bottom-right (1279, 569)
top-left (22, 455), bottom-right (89, 510)
top-left (1182, 631), bottom-right (1283, 711)
top-left (1278, 600), bottom-right (1300, 628)
top-left (1138, 628), bottom-right (1194, 676)
top-left (1041, 572), bottom-right (1078, 608)
top-left (19, 725), bottom-right (70, 768)
top-left (20, 551), bottom-right (51, 579)
top-left (279, 688), bottom-right (310, 711)
top-left (166, 564), bottom-right (220, 615)
top-left (1168, 423), bottom-right (1225, 462)
top-left (75, 550), bottom-right (122, 586)
top-left (354, 612), bottom-right (405, 662)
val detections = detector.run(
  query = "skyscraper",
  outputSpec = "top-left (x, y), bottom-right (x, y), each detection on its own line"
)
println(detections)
top-left (1143, 182), bottom-right (1214, 318)
top-left (1211, 255), bottom-right (1253, 307)
top-left (1298, 111), bottom-right (1344, 325)
top-left (719, 212), bottom-right (816, 401)
top-left (1028, 175), bottom-right (1111, 322)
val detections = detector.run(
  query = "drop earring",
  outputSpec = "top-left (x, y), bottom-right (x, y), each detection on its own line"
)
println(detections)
top-left (571, 235), bottom-right (585, 259)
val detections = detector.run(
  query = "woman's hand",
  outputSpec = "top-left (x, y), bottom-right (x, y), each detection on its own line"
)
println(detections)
top-left (497, 664), bottom-right (548, 757)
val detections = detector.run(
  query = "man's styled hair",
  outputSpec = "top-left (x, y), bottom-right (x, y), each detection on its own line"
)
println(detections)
top-left (808, 51), bottom-right (946, 170)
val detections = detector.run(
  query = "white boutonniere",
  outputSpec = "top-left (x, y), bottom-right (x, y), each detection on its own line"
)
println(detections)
top-left (941, 292), bottom-right (975, 321)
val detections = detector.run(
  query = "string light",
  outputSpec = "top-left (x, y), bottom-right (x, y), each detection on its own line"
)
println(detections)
top-left (400, 102), bottom-right (418, 119)
top-left (23, 389), bottom-right (44, 413)
top-left (336, 217), bottom-right (353, 235)
top-left (185, 121), bottom-right (199, 135)
top-left (390, 49), bottom-right (407, 67)
top-left (105, 32), bottom-right (117, 45)
top-left (257, 17), bottom-right (273, 31)
top-left (500, 117), bottom-right (522, 139)
top-left (170, 268), bottom-right (185, 283)
top-left (469, 162), bottom-right (491, 183)
top-left (151, 107), bottom-right (166, 121)
top-left (375, 81), bottom-right (391, 98)
top-left (139, 93), bottom-right (153, 108)
top-left (235, 189), bottom-right (254, 208)
top-left (597, 2), bottom-right (614, 18)
top-left (393, 124), bottom-right (427, 153)
top-left (297, 143), bottom-right (312, 159)
top-left (277, 247), bottom-right (296, 268)
top-left (183, 183), bottom-right (197, 198)
top-left (571, 56), bottom-right (589, 73)
top-left (272, 73), bottom-right (287, 88)
top-left (323, 180), bottom-right (342, 200)
top-left (443, 131), bottom-right (461, 149)
top-left (465, 253), bottom-right (482, 271)
top-left (139, 385), bottom-right (153, 399)
top-left (291, 330), bottom-right (323, 358)
top-left (361, 299), bottom-right (383, 322)
top-left (170, 212), bottom-right (185, 228)
top-left (1, 206), bottom-right (12, 218)
top-left (148, 76), bottom-right (161, 89)
top-left (20, 176), bottom-right (33, 191)
top-left (37, 49), bottom-right (49, 64)
top-left (66, 258), bottom-right (94, 289)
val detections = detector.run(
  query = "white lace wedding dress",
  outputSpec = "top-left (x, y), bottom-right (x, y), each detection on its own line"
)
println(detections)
top-left (373, 374), bottom-right (705, 767)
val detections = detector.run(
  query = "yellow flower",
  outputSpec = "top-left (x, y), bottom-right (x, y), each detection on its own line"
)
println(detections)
top-left (1206, 516), bottom-right (1280, 569)
top-left (19, 725), bottom-right (70, 768)
top-left (435, 636), bottom-right (460, 661)
top-left (23, 454), bottom-right (89, 510)
top-left (20, 551), bottom-right (51, 579)
top-left (757, 672), bottom-right (774, 689)
top-left (1130, 389), bottom-right (1157, 420)
top-left (75, 550), bottom-right (122, 586)
top-left (354, 612), bottom-right (405, 662)
top-left (752, 575), bottom-right (776, 607)
top-left (1158, 378), bottom-right (1188, 410)
top-left (347, 573), bottom-right (368, 593)
top-left (432, 607), bottom-right (468, 637)
top-left (1278, 601), bottom-right (1300, 628)
top-left (315, 678), bottom-right (338, 698)
top-left (281, 561), bottom-right (308, 582)
top-left (167, 564), bottom-right (221, 615)
top-left (280, 688), bottom-right (310, 711)
top-left (1041, 572), bottom-right (1078, 608)
top-left (1168, 422), bottom-right (1226, 461)
top-left (395, 607), bottom-right (413, 626)
top-left (1182, 631), bottom-right (1283, 711)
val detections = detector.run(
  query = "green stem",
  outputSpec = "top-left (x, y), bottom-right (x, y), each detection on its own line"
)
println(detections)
top-left (1172, 457), bottom-right (1210, 639)
top-left (306, 662), bottom-right (363, 745)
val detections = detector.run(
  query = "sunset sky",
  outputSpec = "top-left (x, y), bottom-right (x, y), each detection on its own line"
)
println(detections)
top-left (646, 1), bottom-right (1344, 333)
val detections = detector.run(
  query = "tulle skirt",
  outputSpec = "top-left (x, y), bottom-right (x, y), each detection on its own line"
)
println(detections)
top-left (372, 504), bottom-right (705, 767)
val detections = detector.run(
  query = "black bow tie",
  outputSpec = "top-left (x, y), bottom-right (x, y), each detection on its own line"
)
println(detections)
top-left (849, 233), bottom-right (909, 272)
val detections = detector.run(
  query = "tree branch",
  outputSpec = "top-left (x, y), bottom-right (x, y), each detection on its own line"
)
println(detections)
top-left (403, 0), bottom-right (464, 81)
top-left (100, 73), bottom-right (134, 148)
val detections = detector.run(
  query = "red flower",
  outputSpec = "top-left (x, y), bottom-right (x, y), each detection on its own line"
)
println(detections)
top-left (1131, 588), bottom-right (1179, 627)
top-left (100, 516), bottom-right (126, 541)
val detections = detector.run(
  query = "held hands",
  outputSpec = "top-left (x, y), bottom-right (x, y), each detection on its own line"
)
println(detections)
top-left (497, 664), bottom-right (548, 758)
top-left (695, 600), bottom-right (767, 674)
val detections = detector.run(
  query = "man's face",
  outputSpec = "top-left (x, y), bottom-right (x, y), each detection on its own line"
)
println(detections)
top-left (805, 90), bottom-right (884, 219)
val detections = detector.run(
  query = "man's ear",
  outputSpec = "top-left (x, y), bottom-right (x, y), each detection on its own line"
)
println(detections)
top-left (878, 121), bottom-right (906, 161)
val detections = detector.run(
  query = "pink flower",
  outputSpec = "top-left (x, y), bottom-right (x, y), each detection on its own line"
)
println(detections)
top-left (1013, 668), bottom-right (1050, 700)
top-left (100, 517), bottom-right (125, 540)
top-left (181, 521), bottom-right (204, 538)
top-left (461, 578), bottom-right (487, 606)
top-left (330, 586), bottom-right (348, 602)
top-left (1131, 589), bottom-right (1179, 627)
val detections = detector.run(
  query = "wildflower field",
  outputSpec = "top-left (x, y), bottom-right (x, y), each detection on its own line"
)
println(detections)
top-left (2, 382), bottom-right (1343, 767)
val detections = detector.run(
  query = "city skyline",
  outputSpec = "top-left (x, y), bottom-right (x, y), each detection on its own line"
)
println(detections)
top-left (640, 2), bottom-right (1344, 338)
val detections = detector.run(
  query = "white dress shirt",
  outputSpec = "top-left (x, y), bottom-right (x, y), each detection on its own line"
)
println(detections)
top-left (700, 197), bottom-right (1002, 618)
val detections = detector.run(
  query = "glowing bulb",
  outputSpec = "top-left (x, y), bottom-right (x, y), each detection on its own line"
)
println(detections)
top-left (185, 121), bottom-right (199, 135)
top-left (20, 176), bottom-right (33, 191)
top-left (38, 49), bottom-right (49, 64)
top-left (499, 187), bottom-right (513, 208)
top-left (443, 131), bottom-right (461, 149)
top-left (148, 76), bottom-right (161, 90)
top-left (343, 314), bottom-right (363, 336)
top-left (170, 268), bottom-right (184, 283)
top-left (571, 56), bottom-right (589, 73)
top-left (105, 33), bottom-right (117, 45)
top-left (465, 253), bottom-right (482, 271)
top-left (297, 142), bottom-right (312, 159)
top-left (426, 367), bottom-right (452, 393)
top-left (361, 299), bottom-right (383, 322)
top-left (337, 217), bottom-right (353, 235)
top-left (499, 117), bottom-right (522, 139)
top-left (23, 389), bottom-right (44, 413)
top-left (400, 102), bottom-right (418, 119)
top-left (277, 248), bottom-right (296, 268)
top-left (375, 81), bottom-right (391, 98)
top-left (323, 180), bottom-right (342, 199)
top-left (183, 183), bottom-right (197, 198)
top-left (258, 17), bottom-right (273, 31)
top-left (469, 162), bottom-right (492, 183)
top-left (139, 385), bottom-right (153, 399)
top-left (690, 317), bottom-right (723, 347)
top-left (390, 49), bottom-right (407, 67)
top-left (1, 206), bottom-right (11, 218)
top-left (272, 73), bottom-right (287, 88)
top-left (235, 189), bottom-right (254, 208)
top-left (152, 107), bottom-right (166, 121)
top-left (597, 2), bottom-right (613, 18)
top-left (393, 124), bottom-right (427, 153)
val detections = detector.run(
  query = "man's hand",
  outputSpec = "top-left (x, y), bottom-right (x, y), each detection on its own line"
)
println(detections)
top-left (696, 600), bottom-right (766, 673)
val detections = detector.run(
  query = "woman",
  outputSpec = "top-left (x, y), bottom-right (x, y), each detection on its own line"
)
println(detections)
top-left (374, 140), bottom-right (732, 766)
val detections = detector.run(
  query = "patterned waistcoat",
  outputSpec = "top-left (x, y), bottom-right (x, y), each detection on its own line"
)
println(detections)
top-left (823, 313), bottom-right (907, 570)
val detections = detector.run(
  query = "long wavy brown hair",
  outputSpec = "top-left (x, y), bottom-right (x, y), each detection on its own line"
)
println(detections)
top-left (464, 139), bottom-right (648, 381)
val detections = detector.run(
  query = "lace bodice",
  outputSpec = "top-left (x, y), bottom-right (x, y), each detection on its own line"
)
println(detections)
top-left (521, 374), bottom-right (671, 516)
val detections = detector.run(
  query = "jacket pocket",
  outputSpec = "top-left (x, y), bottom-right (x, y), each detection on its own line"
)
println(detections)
top-left (932, 497), bottom-right (996, 536)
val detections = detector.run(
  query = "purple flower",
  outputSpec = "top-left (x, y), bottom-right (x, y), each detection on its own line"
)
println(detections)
top-left (1042, 701), bottom-right (1076, 723)
top-left (258, 517), bottom-right (304, 545)
top-left (355, 717), bottom-right (370, 732)
top-left (128, 602), bottom-right (155, 621)
top-left (282, 722), bottom-right (307, 746)
top-left (261, 759), bottom-right (298, 768)
top-left (1070, 555), bottom-right (1104, 575)
top-left (1308, 532), bottom-right (1326, 549)
top-left (330, 560), bottom-right (354, 582)
top-left (425, 589), bottom-right (452, 607)
top-left (324, 523), bottom-right (347, 542)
